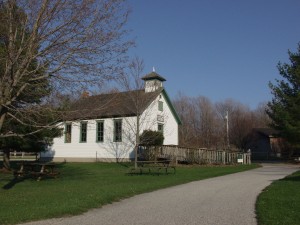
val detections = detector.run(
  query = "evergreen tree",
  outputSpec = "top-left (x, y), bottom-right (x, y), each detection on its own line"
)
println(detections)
top-left (267, 43), bottom-right (300, 151)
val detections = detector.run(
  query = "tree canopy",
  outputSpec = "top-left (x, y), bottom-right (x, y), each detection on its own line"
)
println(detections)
top-left (0, 0), bottom-right (132, 138)
top-left (0, 0), bottom-right (132, 169)
top-left (0, 1), bottom-right (55, 133)
top-left (267, 43), bottom-right (300, 147)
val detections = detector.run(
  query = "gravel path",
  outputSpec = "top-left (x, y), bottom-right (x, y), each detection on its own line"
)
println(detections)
top-left (21, 163), bottom-right (299, 225)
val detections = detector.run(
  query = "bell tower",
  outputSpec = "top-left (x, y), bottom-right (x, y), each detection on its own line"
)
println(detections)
top-left (142, 70), bottom-right (166, 93)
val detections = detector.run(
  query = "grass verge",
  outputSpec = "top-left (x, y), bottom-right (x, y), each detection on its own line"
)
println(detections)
top-left (0, 162), bottom-right (258, 224)
top-left (256, 170), bottom-right (300, 225)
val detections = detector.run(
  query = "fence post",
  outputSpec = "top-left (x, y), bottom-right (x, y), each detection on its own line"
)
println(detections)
top-left (175, 146), bottom-right (178, 166)
top-left (247, 149), bottom-right (251, 164)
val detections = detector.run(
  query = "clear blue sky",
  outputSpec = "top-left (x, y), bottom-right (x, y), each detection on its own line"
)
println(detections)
top-left (126, 0), bottom-right (300, 109)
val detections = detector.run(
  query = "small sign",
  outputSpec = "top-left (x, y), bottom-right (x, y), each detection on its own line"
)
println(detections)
top-left (237, 153), bottom-right (243, 163)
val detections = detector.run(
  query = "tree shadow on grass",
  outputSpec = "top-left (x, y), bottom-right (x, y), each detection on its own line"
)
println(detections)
top-left (2, 176), bottom-right (27, 190)
top-left (1, 171), bottom-right (65, 190)
top-left (1, 162), bottom-right (70, 190)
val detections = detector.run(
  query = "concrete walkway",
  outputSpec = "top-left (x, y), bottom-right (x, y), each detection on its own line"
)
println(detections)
top-left (21, 163), bottom-right (299, 225)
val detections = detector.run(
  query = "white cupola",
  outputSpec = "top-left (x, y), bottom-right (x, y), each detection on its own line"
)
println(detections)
top-left (142, 71), bottom-right (166, 93)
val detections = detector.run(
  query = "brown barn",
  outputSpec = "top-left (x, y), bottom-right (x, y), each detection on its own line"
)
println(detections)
top-left (246, 128), bottom-right (287, 160)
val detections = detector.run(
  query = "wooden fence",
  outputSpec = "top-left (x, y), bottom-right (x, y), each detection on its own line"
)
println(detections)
top-left (0, 151), bottom-right (38, 160)
top-left (138, 145), bottom-right (251, 165)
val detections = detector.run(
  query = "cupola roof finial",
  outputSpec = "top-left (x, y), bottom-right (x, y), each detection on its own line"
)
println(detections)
top-left (142, 69), bottom-right (166, 93)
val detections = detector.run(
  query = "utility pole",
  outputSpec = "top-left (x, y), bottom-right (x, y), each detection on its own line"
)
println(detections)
top-left (225, 111), bottom-right (229, 149)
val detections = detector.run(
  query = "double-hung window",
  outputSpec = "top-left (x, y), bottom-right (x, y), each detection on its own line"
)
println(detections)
top-left (158, 123), bottom-right (164, 133)
top-left (158, 101), bottom-right (163, 111)
top-left (114, 119), bottom-right (122, 142)
top-left (96, 121), bottom-right (104, 142)
top-left (65, 123), bottom-right (72, 143)
top-left (80, 122), bottom-right (87, 143)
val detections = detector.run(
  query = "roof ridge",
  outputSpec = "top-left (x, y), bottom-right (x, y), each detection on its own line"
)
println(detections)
top-left (84, 89), bottom-right (145, 99)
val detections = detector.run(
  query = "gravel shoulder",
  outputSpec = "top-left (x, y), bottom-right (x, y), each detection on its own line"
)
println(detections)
top-left (21, 163), bottom-right (299, 225)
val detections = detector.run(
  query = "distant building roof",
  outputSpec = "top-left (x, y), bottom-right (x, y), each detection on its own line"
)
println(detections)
top-left (253, 128), bottom-right (280, 137)
top-left (142, 72), bottom-right (166, 82)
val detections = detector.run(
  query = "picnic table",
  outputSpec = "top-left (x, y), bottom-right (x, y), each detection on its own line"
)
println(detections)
top-left (129, 159), bottom-right (176, 175)
top-left (14, 161), bottom-right (60, 180)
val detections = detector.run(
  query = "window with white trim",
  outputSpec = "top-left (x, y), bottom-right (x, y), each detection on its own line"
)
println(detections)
top-left (158, 101), bottom-right (163, 111)
top-left (65, 123), bottom-right (72, 143)
top-left (114, 119), bottom-right (122, 142)
top-left (158, 123), bottom-right (164, 133)
top-left (96, 121), bottom-right (104, 142)
top-left (80, 122), bottom-right (87, 143)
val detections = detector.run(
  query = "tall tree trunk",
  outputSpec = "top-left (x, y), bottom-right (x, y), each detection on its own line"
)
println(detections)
top-left (134, 115), bottom-right (140, 169)
top-left (0, 109), bottom-right (6, 134)
top-left (0, 111), bottom-right (10, 170)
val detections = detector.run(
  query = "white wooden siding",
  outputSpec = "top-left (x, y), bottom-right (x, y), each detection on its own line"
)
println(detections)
top-left (41, 91), bottom-right (179, 161)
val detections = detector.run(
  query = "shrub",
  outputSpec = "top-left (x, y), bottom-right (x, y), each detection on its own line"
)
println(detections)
top-left (140, 130), bottom-right (164, 146)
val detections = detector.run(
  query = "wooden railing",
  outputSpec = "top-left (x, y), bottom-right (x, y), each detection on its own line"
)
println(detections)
top-left (138, 145), bottom-right (251, 165)
top-left (0, 151), bottom-right (38, 159)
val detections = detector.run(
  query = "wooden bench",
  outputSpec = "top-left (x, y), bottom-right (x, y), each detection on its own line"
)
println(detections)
top-left (31, 171), bottom-right (60, 181)
top-left (14, 161), bottom-right (60, 180)
top-left (129, 160), bottom-right (176, 175)
top-left (13, 161), bottom-right (36, 177)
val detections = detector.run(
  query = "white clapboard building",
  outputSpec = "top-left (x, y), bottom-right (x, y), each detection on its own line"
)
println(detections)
top-left (41, 72), bottom-right (181, 162)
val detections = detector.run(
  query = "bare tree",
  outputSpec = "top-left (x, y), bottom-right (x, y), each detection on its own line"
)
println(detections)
top-left (231, 107), bottom-right (254, 149)
top-left (117, 58), bottom-right (144, 167)
top-left (0, 0), bottom-right (133, 138)
top-left (175, 94), bottom-right (270, 150)
top-left (174, 94), bottom-right (220, 148)
top-left (253, 102), bottom-right (271, 128)
top-left (117, 57), bottom-right (165, 168)
top-left (215, 99), bottom-right (267, 150)
top-left (173, 93), bottom-right (196, 147)
top-left (193, 96), bottom-right (217, 147)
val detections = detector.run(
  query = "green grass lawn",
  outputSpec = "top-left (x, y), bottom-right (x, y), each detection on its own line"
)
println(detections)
top-left (0, 162), bottom-right (258, 225)
top-left (256, 170), bottom-right (300, 225)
